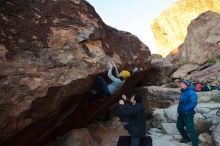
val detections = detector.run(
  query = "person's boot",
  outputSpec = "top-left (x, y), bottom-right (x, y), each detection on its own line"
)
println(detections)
top-left (179, 138), bottom-right (191, 143)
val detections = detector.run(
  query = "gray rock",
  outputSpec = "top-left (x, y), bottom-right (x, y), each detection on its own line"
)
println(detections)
top-left (151, 57), bottom-right (176, 76)
top-left (194, 113), bottom-right (210, 134)
top-left (196, 103), bottom-right (220, 110)
top-left (146, 86), bottom-right (180, 108)
top-left (164, 106), bottom-right (178, 122)
top-left (171, 64), bottom-right (199, 79)
top-left (57, 128), bottom-right (94, 146)
top-left (161, 123), bottom-right (179, 135)
top-left (152, 108), bottom-right (167, 128)
top-left (213, 123), bottom-right (220, 146)
top-left (217, 109), bottom-right (220, 117)
top-left (197, 90), bottom-right (220, 103)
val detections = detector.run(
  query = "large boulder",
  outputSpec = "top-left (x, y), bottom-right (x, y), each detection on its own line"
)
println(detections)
top-left (151, 0), bottom-right (220, 57)
top-left (0, 0), bottom-right (151, 146)
top-left (179, 11), bottom-right (220, 65)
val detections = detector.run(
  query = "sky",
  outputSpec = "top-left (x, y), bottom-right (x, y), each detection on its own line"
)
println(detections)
top-left (86, 0), bottom-right (176, 54)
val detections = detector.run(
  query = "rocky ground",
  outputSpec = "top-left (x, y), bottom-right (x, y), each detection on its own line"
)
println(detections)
top-left (150, 91), bottom-right (220, 146)
top-left (47, 88), bottom-right (220, 146)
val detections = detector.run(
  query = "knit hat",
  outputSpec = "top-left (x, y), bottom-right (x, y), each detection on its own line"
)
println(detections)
top-left (182, 79), bottom-right (191, 87)
top-left (119, 70), bottom-right (131, 79)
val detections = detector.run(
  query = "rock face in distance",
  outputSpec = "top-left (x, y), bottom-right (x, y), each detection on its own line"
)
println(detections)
top-left (152, 0), bottom-right (220, 57)
top-left (142, 86), bottom-right (180, 108)
top-left (0, 0), bottom-right (151, 146)
top-left (141, 54), bottom-right (175, 86)
top-left (187, 63), bottom-right (220, 85)
top-left (170, 64), bottom-right (199, 79)
top-left (168, 11), bottom-right (220, 84)
top-left (151, 54), bottom-right (176, 77)
top-left (179, 11), bottom-right (220, 65)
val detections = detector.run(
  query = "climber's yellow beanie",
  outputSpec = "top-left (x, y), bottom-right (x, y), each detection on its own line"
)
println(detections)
top-left (119, 70), bottom-right (131, 79)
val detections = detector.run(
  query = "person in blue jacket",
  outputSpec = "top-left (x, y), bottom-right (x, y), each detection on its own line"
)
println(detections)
top-left (117, 95), bottom-right (146, 146)
top-left (177, 79), bottom-right (198, 146)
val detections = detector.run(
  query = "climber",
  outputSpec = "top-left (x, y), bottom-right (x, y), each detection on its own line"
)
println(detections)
top-left (117, 94), bottom-right (146, 146)
top-left (176, 79), bottom-right (198, 146)
top-left (85, 63), bottom-right (130, 107)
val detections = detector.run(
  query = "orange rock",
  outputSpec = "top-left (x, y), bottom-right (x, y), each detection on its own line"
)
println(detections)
top-left (152, 0), bottom-right (220, 57)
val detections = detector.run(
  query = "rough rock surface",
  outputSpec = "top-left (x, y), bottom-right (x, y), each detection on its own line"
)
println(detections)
top-left (142, 55), bottom-right (175, 86)
top-left (212, 109), bottom-right (220, 146)
top-left (151, 88), bottom-right (220, 135)
top-left (56, 128), bottom-right (94, 146)
top-left (145, 86), bottom-right (180, 108)
top-left (187, 63), bottom-right (220, 85)
top-left (87, 117), bottom-right (129, 146)
top-left (152, 104), bottom-right (220, 134)
top-left (152, 0), bottom-right (220, 57)
top-left (197, 90), bottom-right (220, 103)
top-left (171, 64), bottom-right (199, 79)
top-left (151, 55), bottom-right (176, 77)
top-left (199, 133), bottom-right (215, 146)
top-left (45, 117), bottom-right (129, 146)
top-left (179, 11), bottom-right (220, 64)
top-left (0, 0), bottom-right (151, 146)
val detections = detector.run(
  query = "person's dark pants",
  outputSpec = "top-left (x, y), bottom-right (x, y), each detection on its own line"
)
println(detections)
top-left (131, 137), bottom-right (140, 146)
top-left (176, 114), bottom-right (198, 146)
top-left (123, 124), bottom-right (141, 146)
top-left (91, 75), bottom-right (111, 97)
top-left (87, 76), bottom-right (111, 105)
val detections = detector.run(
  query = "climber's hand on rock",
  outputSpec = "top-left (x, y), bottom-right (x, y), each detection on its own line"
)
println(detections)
top-left (113, 63), bottom-right (117, 68)
top-left (119, 100), bottom-right (124, 105)
top-left (107, 63), bottom-right (113, 69)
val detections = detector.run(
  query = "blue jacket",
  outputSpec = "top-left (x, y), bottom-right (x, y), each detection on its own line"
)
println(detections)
top-left (178, 86), bottom-right (198, 115)
top-left (117, 103), bottom-right (146, 137)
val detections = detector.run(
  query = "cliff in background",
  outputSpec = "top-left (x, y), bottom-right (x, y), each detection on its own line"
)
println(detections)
top-left (179, 11), bottom-right (220, 65)
top-left (151, 0), bottom-right (220, 57)
top-left (169, 11), bottom-right (220, 85)
top-left (0, 0), bottom-right (151, 145)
